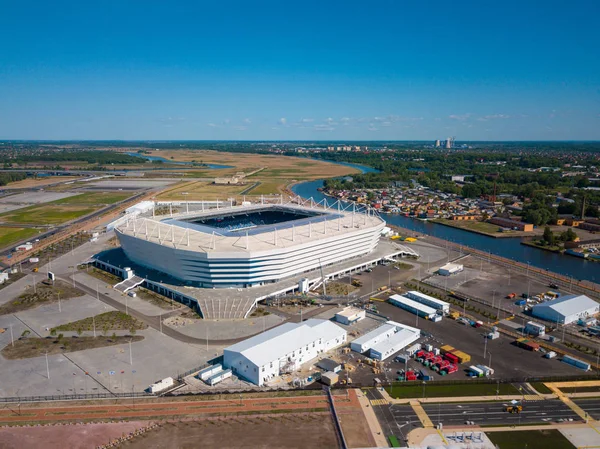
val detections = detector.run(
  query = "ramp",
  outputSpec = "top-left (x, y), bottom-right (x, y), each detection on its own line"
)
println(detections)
top-left (114, 275), bottom-right (145, 293)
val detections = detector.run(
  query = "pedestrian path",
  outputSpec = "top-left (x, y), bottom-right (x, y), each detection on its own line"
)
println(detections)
top-left (369, 398), bottom-right (389, 406)
top-left (545, 382), bottom-right (592, 422)
top-left (409, 400), bottom-right (434, 428)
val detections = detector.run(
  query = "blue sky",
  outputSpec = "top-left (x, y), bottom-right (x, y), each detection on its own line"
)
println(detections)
top-left (1, 0), bottom-right (598, 141)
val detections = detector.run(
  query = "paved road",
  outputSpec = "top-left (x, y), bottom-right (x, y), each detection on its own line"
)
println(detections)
top-left (365, 388), bottom-right (416, 444)
top-left (573, 398), bottom-right (600, 420)
top-left (417, 400), bottom-right (579, 426)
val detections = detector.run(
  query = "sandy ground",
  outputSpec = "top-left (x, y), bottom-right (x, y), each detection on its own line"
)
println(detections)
top-left (120, 414), bottom-right (338, 449)
top-left (3, 177), bottom-right (80, 189)
top-left (0, 420), bottom-right (152, 449)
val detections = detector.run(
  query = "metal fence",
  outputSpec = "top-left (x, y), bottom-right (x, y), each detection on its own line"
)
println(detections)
top-left (0, 391), bottom-right (154, 404)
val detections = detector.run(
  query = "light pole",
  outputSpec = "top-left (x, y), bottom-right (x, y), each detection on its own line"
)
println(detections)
top-left (489, 352), bottom-right (492, 371)
top-left (45, 351), bottom-right (50, 380)
top-left (129, 340), bottom-right (133, 366)
top-left (483, 335), bottom-right (488, 358)
top-left (10, 324), bottom-right (14, 347)
top-left (58, 292), bottom-right (61, 313)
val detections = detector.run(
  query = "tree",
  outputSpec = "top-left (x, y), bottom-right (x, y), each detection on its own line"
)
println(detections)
top-left (560, 228), bottom-right (578, 242)
top-left (543, 226), bottom-right (555, 246)
top-left (77, 327), bottom-right (83, 337)
top-left (50, 328), bottom-right (57, 337)
top-left (21, 329), bottom-right (30, 338)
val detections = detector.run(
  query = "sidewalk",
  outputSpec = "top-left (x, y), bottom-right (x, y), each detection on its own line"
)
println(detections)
top-left (379, 387), bottom-right (552, 405)
top-left (354, 389), bottom-right (388, 448)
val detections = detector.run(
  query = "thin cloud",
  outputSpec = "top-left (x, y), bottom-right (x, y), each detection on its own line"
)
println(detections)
top-left (300, 118), bottom-right (314, 123)
top-left (449, 113), bottom-right (472, 121)
top-left (314, 124), bottom-right (335, 131)
top-left (243, 118), bottom-right (252, 124)
top-left (278, 117), bottom-right (287, 125)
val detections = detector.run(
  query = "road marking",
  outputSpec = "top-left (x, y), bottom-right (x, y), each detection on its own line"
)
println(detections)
top-left (409, 401), bottom-right (434, 428)
top-left (370, 399), bottom-right (389, 406)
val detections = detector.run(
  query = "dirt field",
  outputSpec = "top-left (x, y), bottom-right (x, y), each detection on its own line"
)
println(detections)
top-left (121, 414), bottom-right (338, 449)
top-left (0, 420), bottom-right (153, 449)
top-left (157, 180), bottom-right (249, 201)
top-left (139, 150), bottom-right (360, 180)
top-left (3, 176), bottom-right (80, 189)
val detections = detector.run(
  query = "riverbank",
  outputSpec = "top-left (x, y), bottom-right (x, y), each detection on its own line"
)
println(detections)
top-left (521, 240), bottom-right (563, 253)
top-left (429, 218), bottom-right (525, 239)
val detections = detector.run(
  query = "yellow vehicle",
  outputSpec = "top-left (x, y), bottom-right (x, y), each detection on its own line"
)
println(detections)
top-left (404, 237), bottom-right (417, 242)
top-left (449, 311), bottom-right (461, 320)
top-left (504, 405), bottom-right (522, 414)
top-left (378, 285), bottom-right (388, 291)
top-left (351, 279), bottom-right (363, 287)
top-left (32, 267), bottom-right (39, 273)
top-left (391, 235), bottom-right (402, 240)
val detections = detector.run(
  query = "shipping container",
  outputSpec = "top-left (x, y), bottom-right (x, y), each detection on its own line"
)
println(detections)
top-left (468, 366), bottom-right (484, 377)
top-left (440, 345), bottom-right (455, 354)
top-left (516, 338), bottom-right (540, 351)
top-left (444, 352), bottom-right (459, 364)
top-left (545, 351), bottom-right (557, 359)
top-left (406, 343), bottom-right (422, 356)
top-left (452, 350), bottom-right (471, 363)
top-left (562, 355), bottom-right (591, 371)
top-left (198, 364), bottom-right (223, 381)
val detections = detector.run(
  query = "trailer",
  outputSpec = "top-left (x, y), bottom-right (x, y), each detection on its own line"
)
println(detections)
top-left (433, 360), bottom-right (450, 372)
top-left (452, 350), bottom-right (471, 364)
top-left (444, 352), bottom-right (459, 364)
top-left (516, 338), bottom-right (540, 352)
top-left (468, 366), bottom-right (484, 377)
top-left (198, 364), bottom-right (223, 381)
top-left (440, 364), bottom-right (458, 376)
top-left (207, 369), bottom-right (232, 386)
top-left (562, 355), bottom-right (591, 371)
top-left (406, 343), bottom-right (422, 356)
top-left (545, 351), bottom-right (557, 359)
top-left (475, 365), bottom-right (494, 376)
top-left (440, 345), bottom-right (455, 355)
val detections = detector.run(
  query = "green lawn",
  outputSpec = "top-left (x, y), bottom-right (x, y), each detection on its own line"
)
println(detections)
top-left (0, 204), bottom-right (97, 225)
top-left (529, 382), bottom-right (553, 394)
top-left (487, 429), bottom-right (575, 449)
top-left (51, 192), bottom-right (132, 205)
top-left (385, 382), bottom-right (520, 399)
top-left (0, 226), bottom-right (41, 248)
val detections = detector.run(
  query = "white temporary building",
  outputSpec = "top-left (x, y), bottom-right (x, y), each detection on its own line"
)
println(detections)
top-left (126, 200), bottom-right (155, 216)
top-left (370, 322), bottom-right (421, 361)
top-left (402, 291), bottom-right (450, 313)
top-left (532, 294), bottom-right (600, 325)
top-left (351, 320), bottom-right (421, 360)
top-left (388, 294), bottom-right (439, 320)
top-left (335, 307), bottom-right (366, 325)
top-left (223, 319), bottom-right (347, 386)
top-left (350, 323), bottom-right (397, 354)
top-left (438, 263), bottom-right (464, 276)
top-left (148, 377), bottom-right (174, 393)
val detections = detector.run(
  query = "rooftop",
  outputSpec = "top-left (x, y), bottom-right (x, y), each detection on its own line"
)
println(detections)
top-left (389, 294), bottom-right (438, 315)
top-left (224, 319), bottom-right (346, 368)
top-left (533, 294), bottom-right (599, 316)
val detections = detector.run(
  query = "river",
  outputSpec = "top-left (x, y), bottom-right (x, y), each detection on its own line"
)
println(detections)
top-left (291, 162), bottom-right (598, 283)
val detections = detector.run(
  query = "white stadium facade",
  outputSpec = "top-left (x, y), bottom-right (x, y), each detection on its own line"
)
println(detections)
top-left (114, 199), bottom-right (386, 289)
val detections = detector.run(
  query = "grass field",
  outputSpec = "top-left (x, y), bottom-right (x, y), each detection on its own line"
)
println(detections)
top-left (244, 180), bottom-right (287, 195)
top-left (530, 382), bottom-right (553, 394)
top-left (51, 192), bottom-right (131, 205)
top-left (0, 192), bottom-right (132, 225)
top-left (51, 311), bottom-right (148, 333)
top-left (486, 429), bottom-right (575, 449)
top-left (0, 204), bottom-right (97, 225)
top-left (132, 149), bottom-right (360, 180)
top-left (0, 280), bottom-right (84, 315)
top-left (3, 176), bottom-right (79, 189)
top-left (385, 382), bottom-right (520, 399)
top-left (432, 219), bottom-right (515, 236)
top-left (1, 335), bottom-right (144, 360)
top-left (0, 226), bottom-right (41, 248)
top-left (157, 181), bottom-right (248, 201)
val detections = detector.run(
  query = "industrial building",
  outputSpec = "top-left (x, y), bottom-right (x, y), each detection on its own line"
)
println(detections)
top-left (438, 263), bottom-right (464, 276)
top-left (532, 294), bottom-right (600, 325)
top-left (401, 291), bottom-right (450, 314)
top-left (525, 321), bottom-right (546, 336)
top-left (223, 319), bottom-right (347, 386)
top-left (488, 217), bottom-right (533, 232)
top-left (115, 201), bottom-right (385, 288)
top-left (350, 321), bottom-right (420, 361)
top-left (334, 307), bottom-right (366, 325)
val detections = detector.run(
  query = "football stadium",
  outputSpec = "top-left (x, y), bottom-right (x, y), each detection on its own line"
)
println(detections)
top-left (114, 200), bottom-right (386, 288)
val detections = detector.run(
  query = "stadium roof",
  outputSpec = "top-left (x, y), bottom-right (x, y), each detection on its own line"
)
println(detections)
top-left (116, 202), bottom-right (384, 254)
top-left (224, 319), bottom-right (346, 368)
top-left (533, 294), bottom-right (599, 317)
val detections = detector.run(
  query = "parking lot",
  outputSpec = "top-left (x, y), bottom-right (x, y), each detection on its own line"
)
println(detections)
top-left (372, 301), bottom-right (584, 380)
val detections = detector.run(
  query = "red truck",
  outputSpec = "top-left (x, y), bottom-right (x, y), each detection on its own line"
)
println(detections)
top-left (427, 355), bottom-right (443, 368)
top-left (415, 350), bottom-right (427, 362)
top-left (440, 364), bottom-right (458, 376)
top-left (422, 352), bottom-right (435, 365)
top-left (433, 360), bottom-right (450, 372)
top-left (405, 371), bottom-right (418, 381)
top-left (444, 352), bottom-right (459, 364)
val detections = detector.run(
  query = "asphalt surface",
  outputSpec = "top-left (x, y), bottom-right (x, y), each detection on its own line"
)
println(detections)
top-left (573, 398), bottom-right (600, 420)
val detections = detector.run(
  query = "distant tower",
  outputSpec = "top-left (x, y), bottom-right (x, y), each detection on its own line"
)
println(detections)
top-left (445, 138), bottom-right (451, 149)
top-left (435, 140), bottom-right (441, 148)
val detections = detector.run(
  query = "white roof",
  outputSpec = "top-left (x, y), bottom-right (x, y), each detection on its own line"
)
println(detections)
top-left (370, 325), bottom-right (420, 356)
top-left (533, 294), bottom-right (599, 318)
top-left (352, 323), bottom-right (397, 348)
top-left (440, 263), bottom-right (463, 271)
top-left (224, 319), bottom-right (346, 368)
top-left (404, 291), bottom-right (449, 308)
top-left (335, 307), bottom-right (364, 318)
top-left (389, 294), bottom-right (438, 315)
